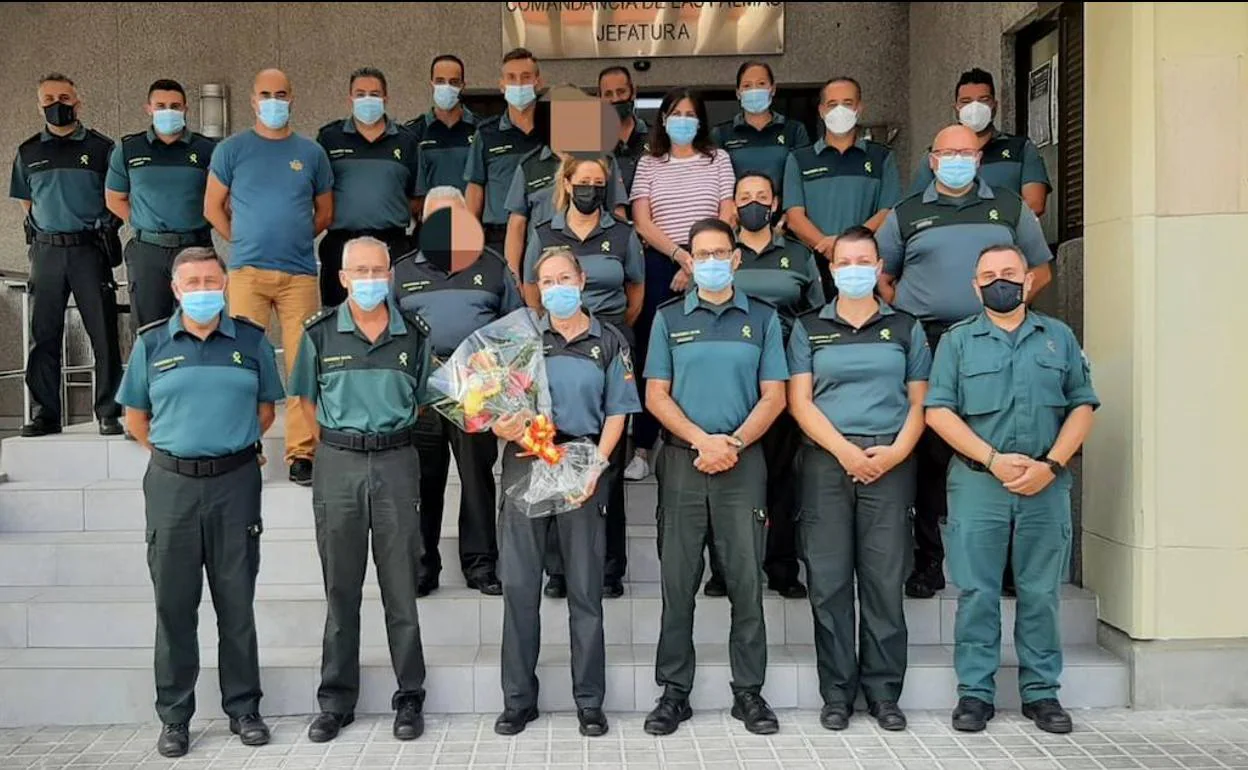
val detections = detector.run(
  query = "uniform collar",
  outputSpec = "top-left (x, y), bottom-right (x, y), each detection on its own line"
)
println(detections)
top-left (683, 287), bottom-right (750, 315)
top-left (819, 299), bottom-right (896, 323)
top-left (970, 309), bottom-right (1046, 339)
top-left (813, 132), bottom-right (867, 155)
top-left (169, 311), bottom-right (237, 339)
top-left (145, 127), bottom-right (192, 145)
top-left (536, 311), bottom-right (602, 340)
top-left (342, 116), bottom-right (399, 137)
top-left (335, 296), bottom-right (408, 336)
top-left (40, 123), bottom-right (88, 142)
top-left (921, 177), bottom-right (996, 204)
top-left (738, 230), bottom-right (786, 257)
top-left (732, 110), bottom-right (786, 129)
top-left (424, 105), bottom-right (478, 127)
top-left (552, 208), bottom-right (616, 234)
top-left (538, 145), bottom-right (555, 161)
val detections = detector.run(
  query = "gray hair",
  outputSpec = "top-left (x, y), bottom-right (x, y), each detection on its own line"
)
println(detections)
top-left (533, 246), bottom-right (583, 278)
top-left (172, 246), bottom-right (226, 277)
top-left (342, 236), bottom-right (390, 269)
top-left (422, 185), bottom-right (467, 219)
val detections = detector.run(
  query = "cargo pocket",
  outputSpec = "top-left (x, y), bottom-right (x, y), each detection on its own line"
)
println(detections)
top-left (960, 358), bottom-right (1009, 416)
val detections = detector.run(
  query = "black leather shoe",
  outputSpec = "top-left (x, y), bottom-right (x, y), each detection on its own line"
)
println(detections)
top-left (98, 417), bottom-right (123, 436)
top-left (644, 696), bottom-right (692, 736)
top-left (308, 711), bottom-right (353, 742)
top-left (543, 575), bottom-right (567, 599)
top-left (494, 706), bottom-right (539, 736)
top-left (289, 458), bottom-right (313, 487)
top-left (229, 714), bottom-right (270, 746)
top-left (770, 579), bottom-right (808, 599)
top-left (393, 700), bottom-right (424, 740)
top-left (952, 696), bottom-right (994, 732)
top-left (156, 723), bottom-right (189, 758)
top-left (467, 573), bottom-right (503, 596)
top-left (602, 578), bottom-right (624, 599)
top-left (731, 692), bottom-right (779, 735)
top-left (905, 566), bottom-right (946, 599)
top-left (820, 703), bottom-right (852, 731)
top-left (703, 577), bottom-right (727, 598)
top-left (869, 701), bottom-right (907, 731)
top-left (417, 576), bottom-right (439, 598)
top-left (20, 418), bottom-right (61, 438)
top-left (578, 707), bottom-right (609, 737)
top-left (1022, 698), bottom-right (1073, 734)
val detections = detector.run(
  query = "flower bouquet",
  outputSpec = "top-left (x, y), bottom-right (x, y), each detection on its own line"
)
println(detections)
top-left (505, 438), bottom-right (612, 519)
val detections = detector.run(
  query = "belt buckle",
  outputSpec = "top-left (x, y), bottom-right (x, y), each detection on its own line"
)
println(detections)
top-left (364, 434), bottom-right (381, 451)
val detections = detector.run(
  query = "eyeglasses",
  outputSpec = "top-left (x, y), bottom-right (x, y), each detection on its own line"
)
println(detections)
top-left (931, 149), bottom-right (979, 160)
top-left (691, 249), bottom-right (734, 262)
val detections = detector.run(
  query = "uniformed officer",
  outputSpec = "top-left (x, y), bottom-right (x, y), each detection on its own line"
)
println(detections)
top-left (709, 171), bottom-right (825, 600)
top-left (786, 226), bottom-right (930, 733)
top-left (105, 79), bottom-right (217, 327)
top-left (465, 47), bottom-right (545, 257)
top-left (909, 68), bottom-right (1052, 216)
top-left (784, 76), bottom-right (901, 295)
top-left (597, 65), bottom-right (649, 203)
top-left (642, 218), bottom-right (789, 737)
top-left (394, 187), bottom-right (524, 597)
top-left (10, 72), bottom-right (124, 437)
top-left (877, 124), bottom-right (1053, 601)
top-left (491, 247), bottom-right (641, 738)
top-left (712, 61), bottom-right (811, 191)
top-left (925, 244), bottom-right (1098, 735)
top-left (523, 156), bottom-right (644, 600)
top-left (287, 236), bottom-right (433, 744)
top-left (115, 246), bottom-right (283, 758)
top-left (315, 67), bottom-right (421, 306)
top-left (407, 54), bottom-right (477, 201)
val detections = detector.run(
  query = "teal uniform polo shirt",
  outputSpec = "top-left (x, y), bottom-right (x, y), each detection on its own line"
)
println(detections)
top-left (106, 128), bottom-right (217, 234)
top-left (504, 145), bottom-right (628, 228)
top-left (10, 124), bottom-right (114, 234)
top-left (116, 312), bottom-right (285, 458)
top-left (788, 301), bottom-right (930, 436)
top-left (463, 111), bottom-right (544, 226)
top-left (287, 298), bottom-right (433, 435)
top-left (782, 134), bottom-right (901, 239)
top-left (644, 289), bottom-right (789, 435)
top-left (524, 210), bottom-right (644, 318)
top-left (909, 129), bottom-right (1052, 198)
top-left (539, 313), bottom-right (641, 438)
top-left (316, 117), bottom-right (420, 231)
top-left (924, 310), bottom-right (1099, 459)
top-left (712, 112), bottom-right (810, 193)
top-left (877, 179), bottom-right (1052, 325)
top-left (407, 107), bottom-right (478, 195)
top-left (733, 232), bottom-right (825, 339)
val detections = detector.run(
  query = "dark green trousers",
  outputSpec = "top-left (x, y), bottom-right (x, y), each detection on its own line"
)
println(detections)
top-left (312, 443), bottom-right (426, 714)
top-left (143, 457), bottom-right (263, 725)
top-left (798, 438), bottom-right (913, 707)
top-left (654, 442), bottom-right (768, 699)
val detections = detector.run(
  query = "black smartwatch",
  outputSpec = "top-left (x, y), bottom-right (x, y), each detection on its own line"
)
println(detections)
top-left (1042, 456), bottom-right (1064, 474)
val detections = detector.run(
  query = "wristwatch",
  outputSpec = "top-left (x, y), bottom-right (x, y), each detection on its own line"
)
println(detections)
top-left (1042, 456), bottom-right (1064, 474)
top-left (728, 433), bottom-right (745, 450)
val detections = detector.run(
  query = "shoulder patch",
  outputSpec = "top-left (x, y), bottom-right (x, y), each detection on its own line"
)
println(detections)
top-left (86, 128), bottom-right (114, 145)
top-left (121, 130), bottom-right (147, 142)
top-left (18, 132), bottom-right (43, 150)
top-left (303, 307), bottom-right (337, 329)
top-left (400, 308), bottom-right (431, 337)
top-left (231, 315), bottom-right (266, 332)
top-left (316, 118), bottom-right (344, 136)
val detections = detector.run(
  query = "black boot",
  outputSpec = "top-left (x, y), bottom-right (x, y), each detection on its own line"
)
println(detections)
top-left (393, 698), bottom-right (424, 740)
top-left (494, 706), bottom-right (539, 736)
top-left (1022, 699), bottom-right (1073, 734)
top-left (644, 696), bottom-right (692, 736)
top-left (869, 701), bottom-right (907, 731)
top-left (952, 696), bottom-right (995, 732)
top-left (229, 714), bottom-right (270, 746)
top-left (731, 692), bottom-right (779, 735)
top-left (578, 707), bottom-right (609, 737)
top-left (156, 723), bottom-right (189, 758)
top-left (820, 703), bottom-right (852, 731)
top-left (308, 712), bottom-right (353, 743)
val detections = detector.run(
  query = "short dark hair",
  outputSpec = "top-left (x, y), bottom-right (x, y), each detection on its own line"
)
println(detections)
top-left (430, 54), bottom-right (465, 81)
top-left (39, 72), bottom-right (74, 88)
top-left (821, 76), bottom-right (862, 101)
top-left (734, 171), bottom-right (775, 197)
top-left (956, 67), bottom-right (996, 98)
top-left (689, 218), bottom-right (736, 251)
top-left (349, 66), bottom-right (388, 95)
top-left (147, 79), bottom-right (186, 101)
top-left (735, 61), bottom-right (775, 87)
top-left (503, 47), bottom-right (538, 68)
top-left (172, 246), bottom-right (226, 276)
top-left (597, 65), bottom-right (632, 89)
top-left (648, 87), bottom-right (715, 159)
top-left (831, 225), bottom-right (880, 261)
top-left (976, 243), bottom-right (1026, 268)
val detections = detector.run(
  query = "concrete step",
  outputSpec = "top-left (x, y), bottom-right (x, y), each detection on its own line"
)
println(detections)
top-left (0, 642), bottom-right (1129, 727)
top-left (0, 583), bottom-right (1100, 651)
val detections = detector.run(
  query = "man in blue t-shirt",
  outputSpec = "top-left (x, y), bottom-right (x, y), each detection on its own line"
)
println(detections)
top-left (205, 68), bottom-right (334, 486)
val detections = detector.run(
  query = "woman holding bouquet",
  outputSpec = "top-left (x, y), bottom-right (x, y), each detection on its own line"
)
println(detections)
top-left (491, 246), bottom-right (641, 738)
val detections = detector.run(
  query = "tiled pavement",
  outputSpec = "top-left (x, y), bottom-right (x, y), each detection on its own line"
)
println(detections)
top-left (2, 709), bottom-right (1248, 770)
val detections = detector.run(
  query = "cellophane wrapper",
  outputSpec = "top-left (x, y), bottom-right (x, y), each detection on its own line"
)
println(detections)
top-left (426, 308), bottom-right (552, 432)
top-left (505, 440), bottom-right (612, 519)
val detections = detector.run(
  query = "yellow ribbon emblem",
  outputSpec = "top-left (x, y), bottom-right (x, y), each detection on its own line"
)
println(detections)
top-left (79, 154), bottom-right (89, 166)
top-left (232, 351), bottom-right (243, 364)
top-left (742, 325), bottom-right (752, 339)
top-left (399, 352), bottom-right (409, 366)
top-left (473, 275), bottom-right (483, 286)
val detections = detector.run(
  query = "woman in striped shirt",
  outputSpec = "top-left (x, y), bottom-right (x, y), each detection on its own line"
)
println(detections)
top-left (627, 88), bottom-right (737, 479)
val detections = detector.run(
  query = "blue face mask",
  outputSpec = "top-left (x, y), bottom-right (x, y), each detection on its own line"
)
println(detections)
top-left (257, 98), bottom-right (290, 130)
top-left (504, 84), bottom-right (537, 110)
top-left (740, 87), bottom-right (772, 114)
top-left (152, 109), bottom-right (185, 136)
top-left (352, 96), bottom-right (385, 125)
top-left (665, 115), bottom-right (699, 147)
top-left (350, 278), bottom-right (389, 311)
top-left (692, 259), bottom-right (734, 292)
top-left (433, 83), bottom-right (461, 111)
top-left (180, 290), bottom-right (225, 324)
top-left (541, 285), bottom-right (582, 320)
top-left (832, 265), bottom-right (878, 299)
top-left (935, 156), bottom-right (977, 190)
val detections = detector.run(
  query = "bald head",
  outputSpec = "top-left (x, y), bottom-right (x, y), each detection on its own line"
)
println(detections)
top-left (932, 124), bottom-right (979, 153)
top-left (928, 123), bottom-right (982, 192)
top-left (254, 69), bottom-right (291, 96)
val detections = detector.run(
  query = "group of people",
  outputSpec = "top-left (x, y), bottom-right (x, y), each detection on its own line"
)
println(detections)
top-left (8, 47), bottom-right (1097, 759)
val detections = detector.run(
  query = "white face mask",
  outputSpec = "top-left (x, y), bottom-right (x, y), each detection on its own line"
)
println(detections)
top-left (823, 105), bottom-right (858, 136)
top-left (958, 101), bottom-right (993, 133)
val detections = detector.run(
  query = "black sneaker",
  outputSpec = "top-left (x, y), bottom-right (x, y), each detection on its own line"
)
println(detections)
top-left (543, 575), bottom-right (567, 599)
top-left (393, 700), bottom-right (424, 740)
top-left (732, 692), bottom-right (779, 735)
top-left (644, 696), bottom-right (692, 736)
top-left (289, 458), bottom-right (313, 487)
top-left (602, 578), bottom-right (624, 599)
top-left (869, 701), bottom-right (907, 731)
top-left (20, 418), bottom-right (61, 438)
top-left (1021, 698), bottom-right (1073, 734)
top-left (156, 723), bottom-right (189, 758)
top-left (467, 573), bottom-right (503, 596)
top-left (952, 696), bottom-right (994, 732)
top-left (769, 579), bottom-right (808, 599)
top-left (98, 417), bottom-right (124, 436)
top-left (703, 576), bottom-right (727, 598)
top-left (228, 713), bottom-right (270, 746)
top-left (577, 707), bottom-right (609, 737)
top-left (308, 711), bottom-right (353, 742)
top-left (494, 706), bottom-right (539, 736)
top-left (820, 703), bottom-right (851, 731)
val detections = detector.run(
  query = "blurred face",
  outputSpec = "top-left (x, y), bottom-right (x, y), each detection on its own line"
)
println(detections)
top-left (690, 230), bottom-right (741, 272)
top-left (599, 71), bottom-right (632, 105)
top-left (819, 80), bottom-right (860, 118)
top-left (172, 259), bottom-right (226, 300)
top-left (955, 83), bottom-right (996, 117)
top-left (432, 59), bottom-right (465, 89)
top-left (145, 89), bottom-right (186, 117)
top-left (537, 254), bottom-right (585, 292)
top-left (500, 57), bottom-right (540, 90)
top-left (737, 64), bottom-right (774, 99)
top-left (339, 243), bottom-right (392, 294)
top-left (38, 80), bottom-right (79, 121)
top-left (831, 237), bottom-right (880, 270)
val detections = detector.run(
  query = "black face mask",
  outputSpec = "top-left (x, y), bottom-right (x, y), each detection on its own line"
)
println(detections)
top-left (571, 184), bottom-right (606, 215)
top-left (737, 201), bottom-right (773, 233)
top-left (980, 278), bottom-right (1025, 314)
top-left (43, 102), bottom-right (76, 128)
top-left (612, 100), bottom-right (634, 120)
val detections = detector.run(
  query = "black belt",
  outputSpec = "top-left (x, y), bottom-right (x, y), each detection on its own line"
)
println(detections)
top-left (33, 231), bottom-right (94, 247)
top-left (662, 432), bottom-right (696, 451)
top-left (803, 432), bottom-right (899, 450)
top-left (152, 445), bottom-right (257, 478)
top-left (134, 228), bottom-right (212, 248)
top-left (555, 431), bottom-right (600, 445)
top-left (330, 226), bottom-right (408, 240)
top-left (320, 427), bottom-right (415, 452)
